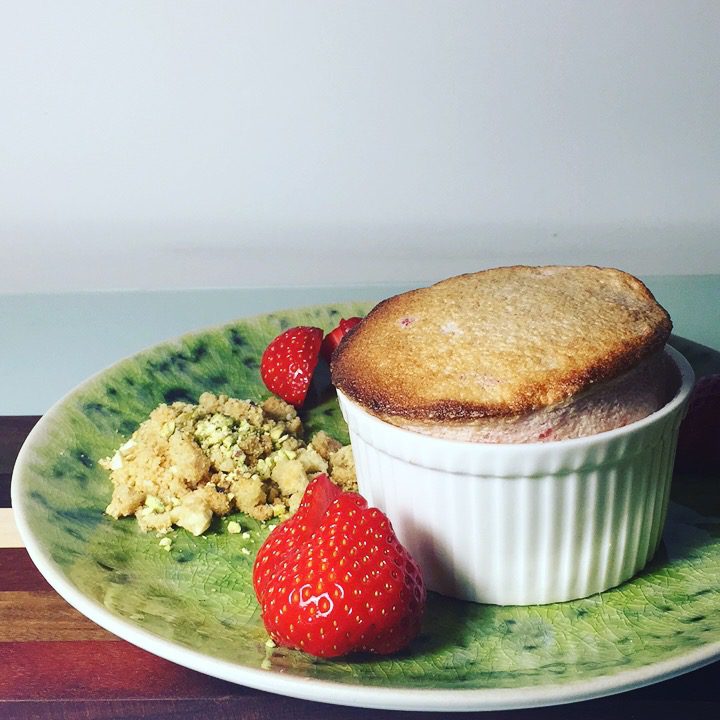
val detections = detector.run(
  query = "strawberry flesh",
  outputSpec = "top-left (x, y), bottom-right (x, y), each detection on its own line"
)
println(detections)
top-left (253, 474), bottom-right (426, 658)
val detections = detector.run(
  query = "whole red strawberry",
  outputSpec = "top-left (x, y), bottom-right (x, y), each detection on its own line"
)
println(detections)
top-left (260, 326), bottom-right (323, 407)
top-left (675, 373), bottom-right (720, 474)
top-left (253, 474), bottom-right (426, 658)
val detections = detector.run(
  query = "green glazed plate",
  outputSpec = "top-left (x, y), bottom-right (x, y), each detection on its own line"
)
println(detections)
top-left (11, 306), bottom-right (720, 712)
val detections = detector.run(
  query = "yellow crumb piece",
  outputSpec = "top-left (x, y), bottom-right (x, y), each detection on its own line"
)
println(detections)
top-left (101, 392), bottom-right (356, 534)
top-left (227, 520), bottom-right (242, 535)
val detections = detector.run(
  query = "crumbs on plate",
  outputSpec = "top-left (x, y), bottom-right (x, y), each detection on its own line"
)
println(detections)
top-left (100, 392), bottom-right (356, 536)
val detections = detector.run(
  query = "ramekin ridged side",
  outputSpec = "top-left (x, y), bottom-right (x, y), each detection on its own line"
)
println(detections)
top-left (336, 346), bottom-right (694, 606)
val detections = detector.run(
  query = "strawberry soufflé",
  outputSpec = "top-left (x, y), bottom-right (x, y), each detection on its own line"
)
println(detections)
top-left (331, 265), bottom-right (678, 441)
top-left (331, 266), bottom-right (694, 605)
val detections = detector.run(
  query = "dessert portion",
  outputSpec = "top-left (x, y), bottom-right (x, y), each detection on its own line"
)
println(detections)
top-left (102, 392), bottom-right (356, 535)
top-left (332, 265), bottom-right (676, 442)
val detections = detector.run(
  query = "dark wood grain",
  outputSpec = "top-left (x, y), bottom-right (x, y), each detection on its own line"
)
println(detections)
top-left (0, 416), bottom-right (40, 475)
top-left (0, 415), bottom-right (39, 507)
top-left (1, 696), bottom-right (720, 720)
top-left (0, 548), bottom-right (53, 591)
top-left (0, 640), bottom-right (240, 701)
top-left (0, 472), bottom-right (12, 507)
top-left (0, 591), bottom-right (116, 641)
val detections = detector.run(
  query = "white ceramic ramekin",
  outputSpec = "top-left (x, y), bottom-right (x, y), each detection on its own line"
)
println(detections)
top-left (337, 346), bottom-right (694, 606)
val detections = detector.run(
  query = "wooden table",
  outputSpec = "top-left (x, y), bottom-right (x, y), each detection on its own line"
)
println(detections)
top-left (2, 416), bottom-right (719, 719)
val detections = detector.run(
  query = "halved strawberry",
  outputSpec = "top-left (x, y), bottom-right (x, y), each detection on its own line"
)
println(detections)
top-left (260, 326), bottom-right (323, 407)
top-left (253, 474), bottom-right (426, 658)
top-left (320, 317), bottom-right (363, 363)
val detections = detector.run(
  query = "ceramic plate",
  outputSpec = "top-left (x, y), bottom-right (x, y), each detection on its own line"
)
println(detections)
top-left (11, 305), bottom-right (720, 712)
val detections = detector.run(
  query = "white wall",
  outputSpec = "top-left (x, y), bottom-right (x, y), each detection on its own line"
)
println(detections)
top-left (1, 1), bottom-right (718, 292)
